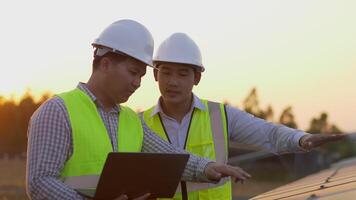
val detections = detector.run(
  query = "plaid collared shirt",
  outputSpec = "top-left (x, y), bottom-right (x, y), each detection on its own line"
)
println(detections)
top-left (26, 83), bottom-right (210, 200)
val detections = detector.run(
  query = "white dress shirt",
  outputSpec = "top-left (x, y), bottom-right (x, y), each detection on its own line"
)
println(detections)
top-left (144, 94), bottom-right (308, 154)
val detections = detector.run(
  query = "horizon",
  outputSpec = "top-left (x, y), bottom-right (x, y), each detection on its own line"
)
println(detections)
top-left (1, 87), bottom-right (354, 133)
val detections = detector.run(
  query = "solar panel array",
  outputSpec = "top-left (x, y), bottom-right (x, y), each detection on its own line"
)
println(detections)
top-left (251, 158), bottom-right (356, 200)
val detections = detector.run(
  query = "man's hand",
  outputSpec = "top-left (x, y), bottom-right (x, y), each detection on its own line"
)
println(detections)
top-left (114, 193), bottom-right (151, 200)
top-left (204, 162), bottom-right (251, 183)
top-left (300, 133), bottom-right (347, 150)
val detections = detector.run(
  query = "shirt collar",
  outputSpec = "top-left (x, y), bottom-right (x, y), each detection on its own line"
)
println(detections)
top-left (77, 82), bottom-right (120, 112)
top-left (150, 93), bottom-right (206, 117)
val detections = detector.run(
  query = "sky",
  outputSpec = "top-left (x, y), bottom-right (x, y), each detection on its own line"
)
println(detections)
top-left (0, 0), bottom-right (355, 132)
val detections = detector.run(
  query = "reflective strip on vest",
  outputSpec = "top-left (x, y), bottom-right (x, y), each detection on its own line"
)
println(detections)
top-left (181, 101), bottom-right (228, 192)
top-left (63, 175), bottom-right (100, 189)
top-left (208, 101), bottom-right (228, 164)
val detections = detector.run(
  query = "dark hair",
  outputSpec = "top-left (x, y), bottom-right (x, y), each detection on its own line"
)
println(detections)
top-left (154, 61), bottom-right (200, 73)
top-left (92, 51), bottom-right (127, 71)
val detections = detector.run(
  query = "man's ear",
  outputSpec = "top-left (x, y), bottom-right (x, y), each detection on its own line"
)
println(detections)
top-left (98, 57), bottom-right (111, 72)
top-left (194, 71), bottom-right (201, 85)
top-left (153, 68), bottom-right (159, 82)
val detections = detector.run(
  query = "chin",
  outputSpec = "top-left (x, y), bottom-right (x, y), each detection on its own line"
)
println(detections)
top-left (117, 96), bottom-right (129, 104)
top-left (163, 96), bottom-right (182, 104)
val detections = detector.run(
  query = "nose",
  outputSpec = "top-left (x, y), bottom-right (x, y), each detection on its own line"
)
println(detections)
top-left (167, 76), bottom-right (178, 86)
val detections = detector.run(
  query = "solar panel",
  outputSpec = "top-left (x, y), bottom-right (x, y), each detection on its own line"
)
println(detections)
top-left (251, 157), bottom-right (356, 200)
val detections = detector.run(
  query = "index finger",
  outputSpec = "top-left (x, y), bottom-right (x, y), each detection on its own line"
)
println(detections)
top-left (114, 195), bottom-right (128, 200)
top-left (325, 134), bottom-right (347, 142)
top-left (133, 193), bottom-right (151, 200)
top-left (221, 166), bottom-right (250, 181)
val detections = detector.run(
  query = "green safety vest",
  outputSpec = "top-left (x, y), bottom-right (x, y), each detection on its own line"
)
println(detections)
top-left (57, 88), bottom-right (143, 190)
top-left (143, 99), bottom-right (231, 200)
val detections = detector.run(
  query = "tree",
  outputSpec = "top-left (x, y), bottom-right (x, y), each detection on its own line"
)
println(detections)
top-left (307, 112), bottom-right (329, 134)
top-left (265, 105), bottom-right (274, 122)
top-left (243, 88), bottom-right (265, 119)
top-left (0, 91), bottom-right (49, 155)
top-left (16, 91), bottom-right (38, 153)
top-left (0, 98), bottom-right (17, 154)
top-left (37, 91), bottom-right (52, 105)
top-left (307, 112), bottom-right (344, 134)
top-left (279, 106), bottom-right (298, 129)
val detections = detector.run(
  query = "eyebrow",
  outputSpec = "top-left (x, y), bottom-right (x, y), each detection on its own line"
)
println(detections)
top-left (178, 68), bottom-right (191, 72)
top-left (158, 67), bottom-right (171, 72)
top-left (159, 66), bottom-right (170, 70)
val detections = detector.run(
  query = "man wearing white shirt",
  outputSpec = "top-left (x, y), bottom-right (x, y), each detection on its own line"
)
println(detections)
top-left (141, 32), bottom-right (345, 200)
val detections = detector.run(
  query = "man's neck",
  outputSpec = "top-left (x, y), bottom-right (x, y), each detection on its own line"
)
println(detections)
top-left (86, 77), bottom-right (116, 111)
top-left (160, 94), bottom-right (193, 123)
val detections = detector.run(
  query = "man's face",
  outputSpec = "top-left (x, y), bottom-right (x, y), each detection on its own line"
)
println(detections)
top-left (104, 57), bottom-right (147, 104)
top-left (155, 62), bottom-right (201, 104)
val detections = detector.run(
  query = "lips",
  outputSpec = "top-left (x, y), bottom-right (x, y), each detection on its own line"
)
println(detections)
top-left (165, 90), bottom-right (180, 96)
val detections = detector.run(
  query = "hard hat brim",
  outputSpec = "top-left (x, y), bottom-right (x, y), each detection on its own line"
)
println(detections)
top-left (153, 60), bottom-right (205, 72)
top-left (93, 45), bottom-right (154, 67)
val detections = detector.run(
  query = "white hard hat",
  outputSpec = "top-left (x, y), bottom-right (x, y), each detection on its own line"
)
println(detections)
top-left (154, 33), bottom-right (205, 72)
top-left (92, 19), bottom-right (154, 66)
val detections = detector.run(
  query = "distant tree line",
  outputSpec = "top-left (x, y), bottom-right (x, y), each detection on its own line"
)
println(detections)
top-left (0, 88), bottom-right (346, 156)
top-left (0, 91), bottom-right (50, 156)
top-left (237, 88), bottom-right (355, 160)
top-left (239, 87), bottom-right (343, 134)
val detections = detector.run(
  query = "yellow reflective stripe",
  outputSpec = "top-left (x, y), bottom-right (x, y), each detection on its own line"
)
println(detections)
top-left (208, 101), bottom-right (227, 164)
top-left (175, 177), bottom-right (231, 192)
top-left (63, 175), bottom-right (100, 189)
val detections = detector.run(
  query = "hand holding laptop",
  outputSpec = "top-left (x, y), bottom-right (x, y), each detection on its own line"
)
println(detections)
top-left (113, 193), bottom-right (151, 200)
top-left (204, 162), bottom-right (251, 183)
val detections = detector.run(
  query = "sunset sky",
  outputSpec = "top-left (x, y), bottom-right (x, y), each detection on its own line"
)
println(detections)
top-left (1, 0), bottom-right (355, 131)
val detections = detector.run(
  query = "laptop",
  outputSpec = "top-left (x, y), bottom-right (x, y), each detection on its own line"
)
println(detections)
top-left (76, 152), bottom-right (190, 200)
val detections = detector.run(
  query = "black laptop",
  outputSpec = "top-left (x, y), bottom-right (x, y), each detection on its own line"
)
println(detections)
top-left (76, 152), bottom-right (190, 200)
